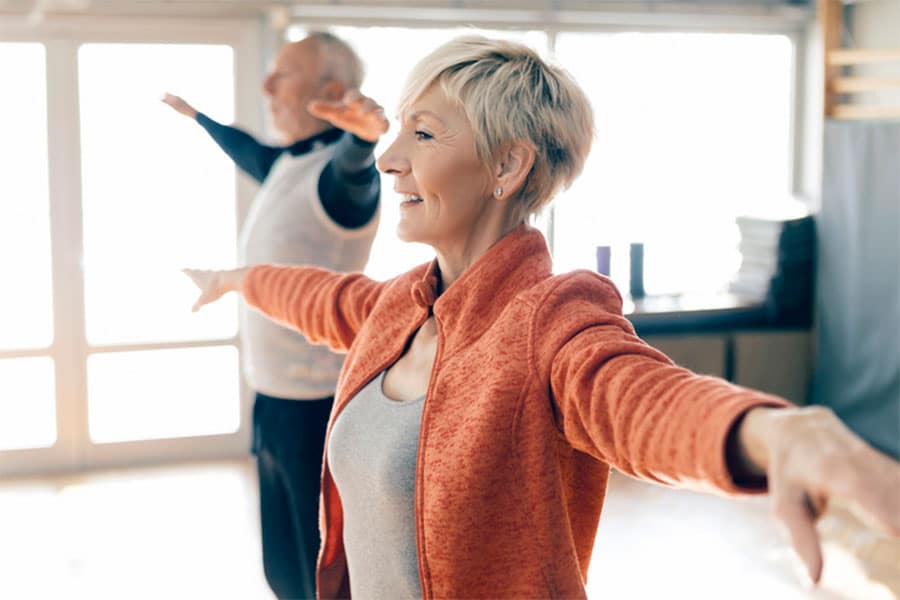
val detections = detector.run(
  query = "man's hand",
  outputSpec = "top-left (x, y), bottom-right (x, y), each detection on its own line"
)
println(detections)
top-left (161, 93), bottom-right (199, 119)
top-left (308, 90), bottom-right (389, 143)
top-left (737, 406), bottom-right (900, 585)
top-left (182, 267), bottom-right (247, 312)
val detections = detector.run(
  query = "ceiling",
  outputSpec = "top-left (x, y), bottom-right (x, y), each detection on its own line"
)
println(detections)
top-left (0, 0), bottom-right (284, 19)
top-left (0, 0), bottom-right (816, 20)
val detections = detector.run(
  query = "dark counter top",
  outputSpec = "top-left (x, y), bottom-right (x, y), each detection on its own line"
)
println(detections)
top-left (625, 292), bottom-right (772, 335)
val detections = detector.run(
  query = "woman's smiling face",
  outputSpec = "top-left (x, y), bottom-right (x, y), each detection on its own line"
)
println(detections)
top-left (376, 84), bottom-right (496, 250)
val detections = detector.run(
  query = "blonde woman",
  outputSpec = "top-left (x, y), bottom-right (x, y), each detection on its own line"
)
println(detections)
top-left (186, 36), bottom-right (899, 599)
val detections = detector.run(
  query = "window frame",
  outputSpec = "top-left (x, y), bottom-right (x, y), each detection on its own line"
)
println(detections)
top-left (0, 16), bottom-right (263, 477)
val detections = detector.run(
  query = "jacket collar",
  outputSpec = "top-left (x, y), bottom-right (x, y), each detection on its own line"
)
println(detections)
top-left (408, 224), bottom-right (552, 352)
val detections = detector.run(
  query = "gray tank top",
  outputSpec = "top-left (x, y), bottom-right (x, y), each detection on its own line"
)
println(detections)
top-left (327, 371), bottom-right (424, 599)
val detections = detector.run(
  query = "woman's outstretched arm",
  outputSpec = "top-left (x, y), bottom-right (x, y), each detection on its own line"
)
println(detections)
top-left (183, 265), bottom-right (387, 352)
top-left (533, 272), bottom-right (899, 585)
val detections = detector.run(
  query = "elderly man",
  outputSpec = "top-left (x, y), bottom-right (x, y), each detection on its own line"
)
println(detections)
top-left (163, 31), bottom-right (387, 599)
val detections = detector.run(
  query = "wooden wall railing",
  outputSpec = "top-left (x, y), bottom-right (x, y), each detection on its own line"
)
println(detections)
top-left (819, 0), bottom-right (900, 119)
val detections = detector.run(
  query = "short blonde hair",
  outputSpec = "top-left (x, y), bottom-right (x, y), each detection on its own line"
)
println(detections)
top-left (398, 35), bottom-right (594, 219)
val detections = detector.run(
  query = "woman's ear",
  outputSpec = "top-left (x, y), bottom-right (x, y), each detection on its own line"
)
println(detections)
top-left (493, 140), bottom-right (536, 201)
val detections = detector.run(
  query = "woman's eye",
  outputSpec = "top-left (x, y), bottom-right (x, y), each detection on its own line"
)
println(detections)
top-left (414, 130), bottom-right (433, 141)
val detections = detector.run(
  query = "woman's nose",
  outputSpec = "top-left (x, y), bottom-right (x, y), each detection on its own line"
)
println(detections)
top-left (376, 137), bottom-right (408, 175)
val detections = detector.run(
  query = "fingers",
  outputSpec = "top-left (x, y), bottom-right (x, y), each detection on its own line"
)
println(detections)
top-left (160, 92), bottom-right (196, 118)
top-left (761, 406), bottom-right (900, 589)
top-left (803, 410), bottom-right (900, 538)
top-left (161, 92), bottom-right (182, 106)
top-left (306, 90), bottom-right (364, 117)
top-left (307, 91), bottom-right (385, 119)
top-left (182, 268), bottom-right (215, 312)
top-left (307, 98), bottom-right (343, 119)
top-left (343, 88), bottom-right (363, 103)
top-left (772, 481), bottom-right (824, 585)
top-left (192, 291), bottom-right (216, 313)
top-left (182, 268), bottom-right (206, 287)
top-left (343, 89), bottom-right (380, 114)
top-left (307, 91), bottom-right (388, 142)
top-left (870, 464), bottom-right (900, 535)
top-left (833, 445), bottom-right (900, 536)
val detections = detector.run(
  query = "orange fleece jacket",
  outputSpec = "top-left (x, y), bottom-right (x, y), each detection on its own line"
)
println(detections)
top-left (242, 225), bottom-right (790, 599)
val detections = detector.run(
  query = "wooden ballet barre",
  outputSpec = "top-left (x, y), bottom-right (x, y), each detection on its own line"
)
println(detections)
top-left (828, 48), bottom-right (900, 66)
top-left (818, 0), bottom-right (900, 119)
top-left (831, 77), bottom-right (900, 93)
top-left (831, 104), bottom-right (900, 119)
top-left (826, 57), bottom-right (900, 118)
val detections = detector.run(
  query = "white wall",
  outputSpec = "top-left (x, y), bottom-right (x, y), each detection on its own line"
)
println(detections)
top-left (851, 0), bottom-right (900, 105)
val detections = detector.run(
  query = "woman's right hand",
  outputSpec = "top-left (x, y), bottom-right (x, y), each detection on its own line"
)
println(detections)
top-left (182, 267), bottom-right (248, 312)
top-left (161, 93), bottom-right (199, 119)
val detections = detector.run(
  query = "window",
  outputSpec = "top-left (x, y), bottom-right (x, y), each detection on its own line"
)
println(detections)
top-left (0, 42), bottom-right (53, 351)
top-left (0, 357), bottom-right (56, 451)
top-left (551, 32), bottom-right (793, 295)
top-left (87, 347), bottom-right (239, 443)
top-left (78, 42), bottom-right (241, 445)
top-left (0, 23), bottom-right (259, 477)
top-left (79, 43), bottom-right (239, 347)
top-left (0, 42), bottom-right (56, 452)
top-left (291, 25), bottom-right (794, 295)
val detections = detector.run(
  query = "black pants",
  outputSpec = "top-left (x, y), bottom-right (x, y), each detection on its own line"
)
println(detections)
top-left (253, 392), bottom-right (334, 600)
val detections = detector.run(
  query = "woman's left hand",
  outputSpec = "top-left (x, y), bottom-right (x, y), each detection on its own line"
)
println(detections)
top-left (307, 89), bottom-right (389, 143)
top-left (736, 405), bottom-right (900, 584)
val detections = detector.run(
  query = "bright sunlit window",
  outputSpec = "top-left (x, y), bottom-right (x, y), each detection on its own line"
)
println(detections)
top-left (79, 43), bottom-right (242, 444)
top-left (0, 43), bottom-right (57, 454)
top-left (1, 34), bottom-right (253, 473)
top-left (553, 32), bottom-right (793, 295)
top-left (0, 358), bottom-right (56, 451)
top-left (88, 346), bottom-right (240, 443)
top-left (288, 28), bottom-right (792, 294)
top-left (0, 43), bottom-right (53, 351)
top-left (79, 43), bottom-right (239, 346)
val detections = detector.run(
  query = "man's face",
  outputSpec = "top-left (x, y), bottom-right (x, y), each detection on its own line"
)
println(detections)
top-left (261, 38), bottom-right (330, 143)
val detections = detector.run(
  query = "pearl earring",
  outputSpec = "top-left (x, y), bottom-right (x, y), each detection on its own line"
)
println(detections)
top-left (494, 186), bottom-right (503, 198)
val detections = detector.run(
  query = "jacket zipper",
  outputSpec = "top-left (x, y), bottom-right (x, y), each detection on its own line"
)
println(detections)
top-left (415, 312), bottom-right (444, 600)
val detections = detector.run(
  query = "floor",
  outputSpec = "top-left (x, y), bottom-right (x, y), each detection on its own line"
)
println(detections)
top-left (0, 459), bottom-right (895, 599)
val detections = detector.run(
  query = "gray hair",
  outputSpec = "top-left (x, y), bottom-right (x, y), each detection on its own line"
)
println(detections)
top-left (309, 31), bottom-right (364, 89)
top-left (398, 35), bottom-right (594, 219)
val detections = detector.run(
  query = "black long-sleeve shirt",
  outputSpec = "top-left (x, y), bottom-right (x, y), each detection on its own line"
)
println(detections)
top-left (196, 113), bottom-right (380, 229)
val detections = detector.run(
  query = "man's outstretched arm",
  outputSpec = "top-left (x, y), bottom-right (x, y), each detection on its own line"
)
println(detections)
top-left (162, 93), bottom-right (281, 184)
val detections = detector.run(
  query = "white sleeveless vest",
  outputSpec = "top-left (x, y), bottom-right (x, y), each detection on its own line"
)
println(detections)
top-left (238, 141), bottom-right (379, 399)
